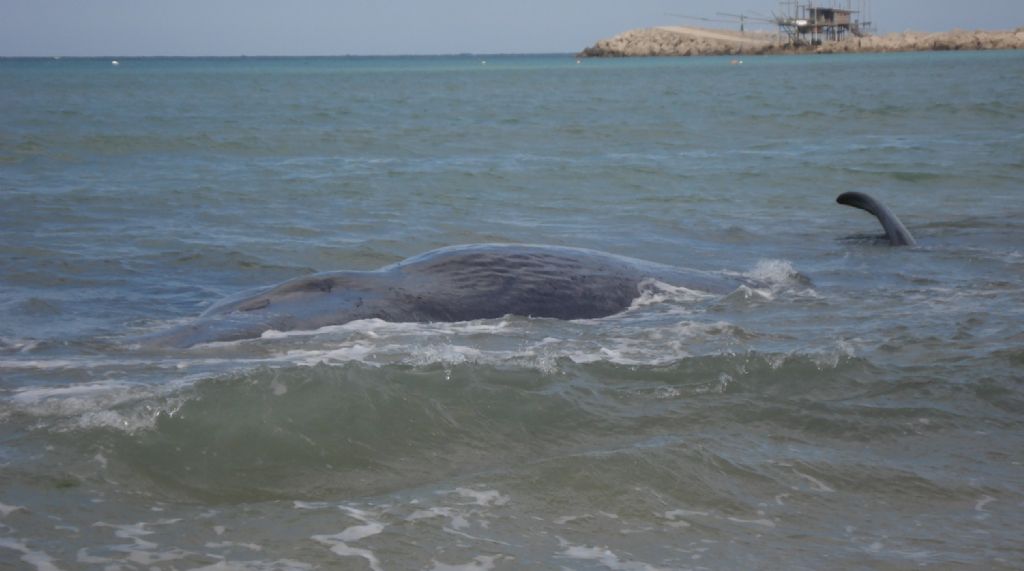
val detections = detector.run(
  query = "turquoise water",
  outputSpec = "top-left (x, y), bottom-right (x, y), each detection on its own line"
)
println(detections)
top-left (1, 51), bottom-right (1023, 569)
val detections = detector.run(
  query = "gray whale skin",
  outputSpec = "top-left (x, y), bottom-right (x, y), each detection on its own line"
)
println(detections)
top-left (140, 192), bottom-right (913, 348)
top-left (139, 243), bottom-right (744, 348)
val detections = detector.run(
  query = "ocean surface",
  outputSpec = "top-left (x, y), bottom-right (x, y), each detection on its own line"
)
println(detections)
top-left (1, 51), bottom-right (1022, 570)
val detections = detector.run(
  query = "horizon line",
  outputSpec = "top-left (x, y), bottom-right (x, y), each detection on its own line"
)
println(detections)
top-left (1, 51), bottom-right (578, 60)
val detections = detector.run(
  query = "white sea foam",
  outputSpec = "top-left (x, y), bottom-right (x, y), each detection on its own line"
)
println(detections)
top-left (557, 538), bottom-right (667, 571)
top-left (664, 509), bottom-right (710, 519)
top-left (726, 516), bottom-right (776, 528)
top-left (0, 537), bottom-right (64, 571)
top-left (429, 555), bottom-right (503, 571)
top-left (974, 495), bottom-right (995, 520)
top-left (794, 471), bottom-right (835, 493)
top-left (451, 487), bottom-right (510, 507)
top-left (311, 506), bottom-right (385, 571)
top-left (204, 541), bottom-right (263, 550)
top-left (88, 520), bottom-right (193, 566)
top-left (407, 507), bottom-right (468, 529)
top-left (7, 377), bottom-right (196, 432)
top-left (262, 317), bottom-right (512, 341)
top-left (275, 318), bottom-right (729, 370)
top-left (747, 259), bottom-right (802, 286)
top-left (0, 337), bottom-right (41, 353)
top-left (553, 514), bottom-right (584, 525)
top-left (293, 501), bottom-right (331, 510)
top-left (630, 279), bottom-right (715, 309)
top-left (405, 489), bottom-right (513, 534)
top-left (312, 534), bottom-right (382, 571)
top-left (724, 258), bottom-right (818, 302)
top-left (441, 526), bottom-right (511, 545)
top-left (0, 502), bottom-right (27, 517)
top-left (186, 559), bottom-right (313, 571)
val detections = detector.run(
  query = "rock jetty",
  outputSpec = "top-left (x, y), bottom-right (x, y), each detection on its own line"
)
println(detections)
top-left (579, 26), bottom-right (1024, 57)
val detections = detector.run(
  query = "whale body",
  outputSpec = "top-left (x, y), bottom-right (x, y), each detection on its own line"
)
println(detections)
top-left (138, 244), bottom-right (745, 348)
top-left (138, 193), bottom-right (914, 348)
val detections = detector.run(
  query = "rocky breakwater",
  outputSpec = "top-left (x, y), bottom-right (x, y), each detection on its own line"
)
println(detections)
top-left (579, 26), bottom-right (775, 57)
top-left (580, 26), bottom-right (1024, 57)
top-left (817, 28), bottom-right (1024, 53)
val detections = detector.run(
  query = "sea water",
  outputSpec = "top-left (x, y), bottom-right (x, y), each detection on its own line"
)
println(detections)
top-left (1, 51), bottom-right (1022, 569)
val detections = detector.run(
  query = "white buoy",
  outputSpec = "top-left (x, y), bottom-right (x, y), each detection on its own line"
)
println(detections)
top-left (111, 60), bottom-right (120, 66)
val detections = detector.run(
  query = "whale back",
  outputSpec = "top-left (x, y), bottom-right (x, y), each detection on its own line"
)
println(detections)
top-left (388, 245), bottom-right (645, 321)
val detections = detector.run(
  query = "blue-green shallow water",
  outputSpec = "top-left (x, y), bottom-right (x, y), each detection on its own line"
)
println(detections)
top-left (1, 51), bottom-right (1022, 569)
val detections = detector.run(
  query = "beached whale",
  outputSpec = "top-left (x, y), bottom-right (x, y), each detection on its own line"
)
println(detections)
top-left (138, 192), bottom-right (913, 348)
top-left (138, 244), bottom-right (746, 348)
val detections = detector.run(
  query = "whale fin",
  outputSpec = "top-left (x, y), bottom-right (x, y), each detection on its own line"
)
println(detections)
top-left (836, 192), bottom-right (916, 247)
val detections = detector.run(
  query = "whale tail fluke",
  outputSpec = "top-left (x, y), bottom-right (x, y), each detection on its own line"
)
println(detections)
top-left (836, 192), bottom-right (917, 247)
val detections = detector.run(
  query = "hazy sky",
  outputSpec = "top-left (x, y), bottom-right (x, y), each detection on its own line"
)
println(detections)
top-left (3, 1), bottom-right (1023, 56)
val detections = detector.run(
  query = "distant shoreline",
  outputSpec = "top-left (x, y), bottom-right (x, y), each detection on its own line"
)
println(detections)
top-left (579, 26), bottom-right (1024, 58)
